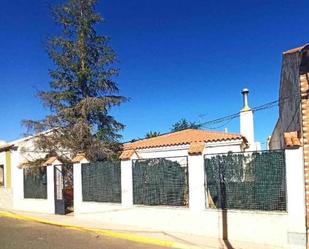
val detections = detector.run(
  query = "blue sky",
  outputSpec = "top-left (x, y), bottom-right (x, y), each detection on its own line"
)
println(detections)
top-left (0, 0), bottom-right (308, 146)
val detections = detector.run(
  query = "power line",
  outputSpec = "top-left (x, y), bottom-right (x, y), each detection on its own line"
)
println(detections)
top-left (199, 98), bottom-right (284, 129)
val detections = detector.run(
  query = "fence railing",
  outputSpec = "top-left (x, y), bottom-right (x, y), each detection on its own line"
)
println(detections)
top-left (132, 156), bottom-right (189, 207)
top-left (24, 167), bottom-right (47, 199)
top-left (81, 161), bottom-right (121, 203)
top-left (204, 150), bottom-right (287, 211)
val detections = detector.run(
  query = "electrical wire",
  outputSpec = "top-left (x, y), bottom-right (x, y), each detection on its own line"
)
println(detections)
top-left (199, 97), bottom-right (290, 129)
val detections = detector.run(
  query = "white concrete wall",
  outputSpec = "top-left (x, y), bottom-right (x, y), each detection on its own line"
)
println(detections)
top-left (0, 188), bottom-right (12, 209)
top-left (188, 154), bottom-right (205, 211)
top-left (73, 145), bottom-right (306, 248)
top-left (77, 207), bottom-right (289, 246)
top-left (285, 148), bottom-right (306, 248)
top-left (73, 162), bottom-right (122, 214)
top-left (11, 143), bottom-right (55, 214)
top-left (0, 151), bottom-right (13, 209)
top-left (73, 163), bottom-right (82, 213)
top-left (73, 161), bottom-right (123, 214)
top-left (74, 141), bottom-right (244, 214)
top-left (0, 151), bottom-right (6, 186)
top-left (121, 159), bottom-right (133, 208)
top-left (0, 150), bottom-right (12, 189)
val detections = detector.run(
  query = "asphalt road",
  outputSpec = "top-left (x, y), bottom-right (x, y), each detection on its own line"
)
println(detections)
top-left (0, 217), bottom-right (169, 249)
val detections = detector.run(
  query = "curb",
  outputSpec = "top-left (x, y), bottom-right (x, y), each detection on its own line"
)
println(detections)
top-left (0, 211), bottom-right (202, 249)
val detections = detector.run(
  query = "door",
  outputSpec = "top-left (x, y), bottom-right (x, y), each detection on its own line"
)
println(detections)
top-left (54, 166), bottom-right (65, 215)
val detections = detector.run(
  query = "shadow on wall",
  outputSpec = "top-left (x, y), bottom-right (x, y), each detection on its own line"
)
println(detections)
top-left (221, 183), bottom-right (234, 249)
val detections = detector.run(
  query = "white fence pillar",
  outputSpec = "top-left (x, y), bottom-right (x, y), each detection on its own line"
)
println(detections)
top-left (188, 154), bottom-right (205, 212)
top-left (285, 148), bottom-right (306, 248)
top-left (121, 160), bottom-right (133, 208)
top-left (46, 165), bottom-right (55, 214)
top-left (11, 150), bottom-right (24, 203)
top-left (73, 163), bottom-right (83, 214)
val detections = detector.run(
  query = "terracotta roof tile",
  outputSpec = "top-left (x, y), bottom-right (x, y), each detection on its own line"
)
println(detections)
top-left (0, 144), bottom-right (14, 152)
top-left (124, 129), bottom-right (244, 150)
top-left (283, 44), bottom-right (309, 55)
top-left (72, 153), bottom-right (88, 163)
top-left (188, 142), bottom-right (205, 155)
top-left (43, 156), bottom-right (59, 166)
top-left (284, 131), bottom-right (301, 148)
top-left (119, 149), bottom-right (135, 160)
top-left (17, 160), bottom-right (29, 169)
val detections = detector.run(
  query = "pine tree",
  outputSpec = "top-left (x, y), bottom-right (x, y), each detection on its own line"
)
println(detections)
top-left (23, 0), bottom-right (125, 161)
top-left (170, 118), bottom-right (202, 132)
top-left (145, 131), bottom-right (161, 138)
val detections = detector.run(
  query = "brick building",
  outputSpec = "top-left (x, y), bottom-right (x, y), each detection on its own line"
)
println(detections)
top-left (270, 43), bottom-right (309, 247)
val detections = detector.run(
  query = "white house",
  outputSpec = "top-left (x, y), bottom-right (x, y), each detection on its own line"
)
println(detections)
top-left (0, 142), bottom-right (14, 209)
top-left (1, 88), bottom-right (306, 248)
top-left (0, 134), bottom-right (55, 213)
top-left (0, 88), bottom-right (258, 214)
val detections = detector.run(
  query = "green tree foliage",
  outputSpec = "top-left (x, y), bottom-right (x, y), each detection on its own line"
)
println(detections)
top-left (145, 131), bottom-right (161, 138)
top-left (23, 0), bottom-right (126, 161)
top-left (170, 118), bottom-right (202, 132)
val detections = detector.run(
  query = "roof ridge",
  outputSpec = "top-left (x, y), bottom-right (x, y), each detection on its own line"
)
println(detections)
top-left (283, 43), bottom-right (309, 55)
top-left (196, 129), bottom-right (242, 136)
top-left (125, 128), bottom-right (196, 145)
top-left (124, 128), bottom-right (244, 149)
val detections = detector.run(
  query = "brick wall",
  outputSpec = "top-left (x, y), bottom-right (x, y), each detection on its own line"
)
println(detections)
top-left (300, 73), bottom-right (309, 248)
top-left (269, 46), bottom-right (309, 247)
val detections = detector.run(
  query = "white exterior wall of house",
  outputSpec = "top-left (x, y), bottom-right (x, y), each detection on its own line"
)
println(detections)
top-left (0, 151), bottom-right (7, 185)
top-left (0, 150), bottom-right (13, 209)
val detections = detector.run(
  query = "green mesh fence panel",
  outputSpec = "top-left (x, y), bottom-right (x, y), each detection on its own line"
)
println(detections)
top-left (82, 161), bottom-right (121, 203)
top-left (205, 150), bottom-right (286, 211)
top-left (24, 167), bottom-right (47, 199)
top-left (133, 157), bottom-right (189, 206)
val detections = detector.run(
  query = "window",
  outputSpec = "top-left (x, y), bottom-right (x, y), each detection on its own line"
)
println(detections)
top-left (0, 165), bottom-right (4, 187)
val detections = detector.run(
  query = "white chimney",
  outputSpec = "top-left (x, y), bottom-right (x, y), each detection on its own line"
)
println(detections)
top-left (240, 88), bottom-right (255, 150)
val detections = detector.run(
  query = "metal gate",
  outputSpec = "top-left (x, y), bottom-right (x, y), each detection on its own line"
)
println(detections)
top-left (54, 164), bottom-right (73, 215)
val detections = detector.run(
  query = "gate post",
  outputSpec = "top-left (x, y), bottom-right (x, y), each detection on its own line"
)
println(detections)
top-left (121, 159), bottom-right (133, 208)
top-left (285, 147), bottom-right (306, 248)
top-left (188, 154), bottom-right (205, 212)
top-left (46, 165), bottom-right (55, 214)
top-left (72, 154), bottom-right (89, 215)
top-left (73, 162), bottom-right (82, 214)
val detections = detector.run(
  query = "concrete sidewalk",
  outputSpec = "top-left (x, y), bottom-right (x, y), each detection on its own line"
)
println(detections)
top-left (0, 209), bottom-right (283, 249)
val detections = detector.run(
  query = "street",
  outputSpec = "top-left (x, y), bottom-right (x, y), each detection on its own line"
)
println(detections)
top-left (0, 217), bottom-right (169, 249)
